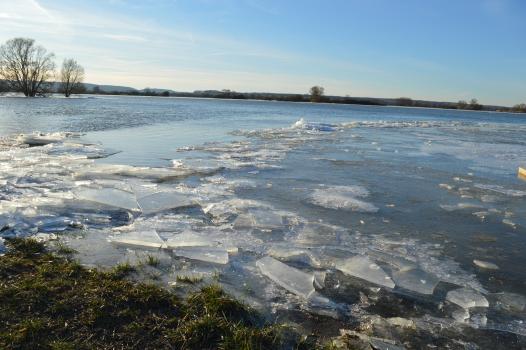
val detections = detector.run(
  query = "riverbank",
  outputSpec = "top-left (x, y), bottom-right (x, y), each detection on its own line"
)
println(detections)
top-left (0, 238), bottom-right (300, 349)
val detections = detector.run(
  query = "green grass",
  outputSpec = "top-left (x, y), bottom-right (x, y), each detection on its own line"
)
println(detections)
top-left (0, 238), bottom-right (296, 350)
top-left (176, 274), bottom-right (204, 284)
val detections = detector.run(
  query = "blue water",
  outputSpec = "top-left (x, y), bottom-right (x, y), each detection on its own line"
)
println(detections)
top-left (1, 95), bottom-right (525, 347)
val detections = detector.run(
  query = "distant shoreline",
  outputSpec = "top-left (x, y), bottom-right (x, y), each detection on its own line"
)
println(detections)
top-left (2, 91), bottom-right (526, 115)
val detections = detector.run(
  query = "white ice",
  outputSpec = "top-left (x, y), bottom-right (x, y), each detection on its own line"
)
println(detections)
top-left (137, 191), bottom-right (195, 215)
top-left (75, 187), bottom-right (139, 211)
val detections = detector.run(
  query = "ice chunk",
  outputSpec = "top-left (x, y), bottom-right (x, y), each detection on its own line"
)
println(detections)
top-left (0, 237), bottom-right (5, 255)
top-left (310, 186), bottom-right (378, 213)
top-left (474, 183), bottom-right (526, 197)
top-left (257, 256), bottom-right (320, 299)
top-left (233, 209), bottom-right (284, 230)
top-left (165, 231), bottom-right (216, 248)
top-left (110, 230), bottom-right (165, 249)
top-left (392, 268), bottom-right (439, 295)
top-left (268, 245), bottom-right (322, 268)
top-left (75, 187), bottom-right (139, 211)
top-left (294, 222), bottom-right (343, 245)
top-left (369, 251), bottom-right (417, 272)
top-left (137, 191), bottom-right (195, 215)
top-left (495, 292), bottom-right (526, 313)
top-left (336, 255), bottom-right (395, 288)
top-left (446, 288), bottom-right (489, 309)
top-left (174, 247), bottom-right (229, 264)
top-left (291, 118), bottom-right (337, 132)
top-left (473, 259), bottom-right (499, 270)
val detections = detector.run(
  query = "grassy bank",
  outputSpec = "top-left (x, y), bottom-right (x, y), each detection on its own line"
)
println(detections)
top-left (0, 238), bottom-right (320, 350)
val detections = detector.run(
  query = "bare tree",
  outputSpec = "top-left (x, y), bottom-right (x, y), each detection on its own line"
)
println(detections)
top-left (0, 38), bottom-right (55, 97)
top-left (309, 86), bottom-right (325, 102)
top-left (60, 58), bottom-right (85, 97)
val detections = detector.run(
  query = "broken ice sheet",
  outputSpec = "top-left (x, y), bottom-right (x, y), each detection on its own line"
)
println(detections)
top-left (165, 231), bottom-right (217, 248)
top-left (309, 185), bottom-right (378, 213)
top-left (257, 256), bottom-right (324, 300)
top-left (336, 255), bottom-right (395, 289)
top-left (110, 230), bottom-right (165, 249)
top-left (392, 268), bottom-right (439, 295)
top-left (173, 246), bottom-right (229, 264)
top-left (137, 191), bottom-right (195, 215)
top-left (233, 209), bottom-right (284, 231)
top-left (267, 245), bottom-right (323, 268)
top-left (75, 187), bottom-right (139, 211)
top-left (473, 259), bottom-right (499, 270)
top-left (446, 288), bottom-right (489, 309)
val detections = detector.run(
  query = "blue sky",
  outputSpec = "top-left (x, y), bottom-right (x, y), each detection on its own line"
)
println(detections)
top-left (0, 0), bottom-right (525, 105)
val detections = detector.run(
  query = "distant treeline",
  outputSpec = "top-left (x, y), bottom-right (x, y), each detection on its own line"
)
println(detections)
top-left (2, 79), bottom-right (525, 113)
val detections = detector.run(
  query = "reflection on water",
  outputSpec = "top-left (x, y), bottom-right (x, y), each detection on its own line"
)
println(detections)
top-left (1, 95), bottom-right (526, 348)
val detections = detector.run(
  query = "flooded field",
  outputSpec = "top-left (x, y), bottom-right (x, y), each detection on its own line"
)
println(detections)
top-left (1, 95), bottom-right (525, 348)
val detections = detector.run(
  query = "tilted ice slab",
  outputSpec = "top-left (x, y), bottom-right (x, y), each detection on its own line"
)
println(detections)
top-left (392, 268), bottom-right (440, 295)
top-left (137, 191), bottom-right (196, 215)
top-left (309, 186), bottom-right (378, 213)
top-left (75, 187), bottom-right (139, 211)
top-left (173, 246), bottom-right (229, 264)
top-left (256, 256), bottom-right (320, 299)
top-left (165, 231), bottom-right (217, 248)
top-left (336, 255), bottom-right (395, 288)
top-left (446, 288), bottom-right (489, 309)
top-left (110, 230), bottom-right (165, 249)
top-left (233, 209), bottom-right (284, 230)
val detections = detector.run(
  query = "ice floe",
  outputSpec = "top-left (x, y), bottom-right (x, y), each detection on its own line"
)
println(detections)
top-left (336, 255), bottom-right (395, 289)
top-left (446, 288), bottom-right (489, 309)
top-left (309, 185), bottom-right (378, 212)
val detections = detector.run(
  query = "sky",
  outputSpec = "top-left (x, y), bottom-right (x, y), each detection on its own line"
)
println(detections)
top-left (0, 0), bottom-right (525, 106)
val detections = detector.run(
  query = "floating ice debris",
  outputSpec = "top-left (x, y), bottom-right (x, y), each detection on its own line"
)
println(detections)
top-left (0, 237), bottom-right (5, 255)
top-left (392, 268), bottom-right (439, 295)
top-left (473, 259), bottom-right (499, 270)
top-left (293, 222), bottom-right (343, 245)
top-left (110, 230), bottom-right (165, 249)
top-left (309, 185), bottom-right (378, 213)
top-left (452, 308), bottom-right (470, 323)
top-left (291, 118), bottom-right (337, 132)
top-left (268, 245), bottom-right (322, 268)
top-left (75, 187), bottom-right (139, 211)
top-left (336, 255), bottom-right (395, 289)
top-left (446, 288), bottom-right (489, 309)
top-left (137, 191), bottom-right (195, 215)
top-left (474, 183), bottom-right (526, 197)
top-left (256, 256), bottom-right (320, 299)
top-left (174, 246), bottom-right (229, 264)
top-left (233, 209), bottom-right (284, 230)
top-left (439, 203), bottom-right (483, 211)
top-left (165, 231), bottom-right (216, 248)
top-left (369, 251), bottom-right (417, 272)
top-left (502, 218), bottom-right (516, 228)
top-left (494, 292), bottom-right (526, 313)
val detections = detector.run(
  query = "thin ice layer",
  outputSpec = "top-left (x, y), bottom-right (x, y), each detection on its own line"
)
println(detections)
top-left (137, 191), bottom-right (195, 214)
top-left (165, 231), bottom-right (216, 248)
top-left (392, 268), bottom-right (439, 295)
top-left (174, 246), bottom-right (229, 264)
top-left (110, 230), bottom-right (165, 249)
top-left (446, 288), bottom-right (489, 309)
top-left (336, 255), bottom-right (395, 288)
top-left (256, 256), bottom-right (316, 299)
top-left (75, 187), bottom-right (139, 211)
